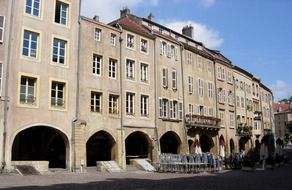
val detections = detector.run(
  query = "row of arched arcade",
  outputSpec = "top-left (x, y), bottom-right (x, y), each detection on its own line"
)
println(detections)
top-left (11, 125), bottom-right (183, 169)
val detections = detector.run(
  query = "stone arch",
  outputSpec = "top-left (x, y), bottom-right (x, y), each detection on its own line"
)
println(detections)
top-left (11, 125), bottom-right (69, 169)
top-left (200, 134), bottom-right (214, 153)
top-left (86, 130), bottom-right (116, 167)
top-left (160, 131), bottom-right (182, 154)
top-left (230, 138), bottom-right (235, 154)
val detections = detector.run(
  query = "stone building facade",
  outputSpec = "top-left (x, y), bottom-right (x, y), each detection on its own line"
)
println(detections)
top-left (0, 1), bottom-right (274, 172)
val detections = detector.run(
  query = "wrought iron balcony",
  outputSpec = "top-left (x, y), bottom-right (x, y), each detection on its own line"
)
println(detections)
top-left (185, 114), bottom-right (221, 130)
top-left (236, 123), bottom-right (252, 137)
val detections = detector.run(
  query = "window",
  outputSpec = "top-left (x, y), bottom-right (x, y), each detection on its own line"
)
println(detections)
top-left (208, 82), bottom-right (213, 98)
top-left (0, 16), bottom-right (4, 42)
top-left (187, 52), bottom-right (192, 64)
top-left (207, 61), bottom-right (212, 72)
top-left (141, 95), bottom-right (149, 117)
top-left (162, 68), bottom-right (168, 88)
top-left (171, 45), bottom-right (175, 58)
top-left (197, 56), bottom-right (203, 69)
top-left (222, 89), bottom-right (226, 103)
top-left (160, 41), bottom-right (166, 55)
top-left (218, 88), bottom-right (222, 103)
top-left (228, 91), bottom-right (234, 105)
top-left (230, 112), bottom-right (235, 128)
top-left (109, 94), bottom-right (119, 114)
top-left (178, 102), bottom-right (183, 120)
top-left (51, 81), bottom-right (65, 108)
top-left (236, 96), bottom-right (240, 107)
top-left (140, 63), bottom-right (148, 82)
top-left (188, 76), bottom-right (193, 94)
top-left (227, 71), bottom-right (233, 83)
top-left (0, 63), bottom-right (2, 96)
top-left (55, 0), bottom-right (69, 26)
top-left (254, 121), bottom-right (261, 130)
top-left (140, 39), bottom-right (148, 53)
top-left (126, 59), bottom-right (135, 80)
top-left (94, 28), bottom-right (101, 41)
top-left (172, 70), bottom-right (177, 90)
top-left (20, 76), bottom-right (37, 105)
top-left (169, 100), bottom-right (178, 119)
top-left (209, 108), bottom-right (214, 117)
top-left (221, 68), bottom-right (225, 80)
top-left (109, 59), bottom-right (117, 79)
top-left (22, 30), bottom-right (39, 58)
top-left (92, 54), bottom-right (102, 76)
top-left (198, 79), bottom-right (204, 97)
top-left (91, 91), bottom-right (102, 113)
top-left (126, 92), bottom-right (135, 115)
top-left (189, 104), bottom-right (194, 116)
top-left (166, 44), bottom-right (171, 58)
top-left (126, 34), bottom-right (134, 48)
top-left (110, 33), bottom-right (116, 46)
top-left (52, 38), bottom-right (67, 64)
top-left (159, 98), bottom-right (169, 118)
top-left (25, 0), bottom-right (41, 17)
top-left (219, 111), bottom-right (225, 127)
top-left (241, 97), bottom-right (245, 108)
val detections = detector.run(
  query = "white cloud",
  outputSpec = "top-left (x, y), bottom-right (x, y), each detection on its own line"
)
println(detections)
top-left (199, 0), bottom-right (216, 7)
top-left (81, 0), bottom-right (158, 23)
top-left (163, 20), bottom-right (224, 49)
top-left (270, 80), bottom-right (292, 101)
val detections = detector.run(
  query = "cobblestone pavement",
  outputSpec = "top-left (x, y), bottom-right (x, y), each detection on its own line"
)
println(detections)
top-left (0, 163), bottom-right (292, 190)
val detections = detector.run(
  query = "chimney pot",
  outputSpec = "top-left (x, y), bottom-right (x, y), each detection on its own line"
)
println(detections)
top-left (120, 6), bottom-right (130, 18)
top-left (182, 25), bottom-right (194, 39)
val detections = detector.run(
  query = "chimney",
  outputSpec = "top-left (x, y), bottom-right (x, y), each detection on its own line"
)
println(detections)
top-left (147, 13), bottom-right (154, 21)
top-left (182, 25), bottom-right (194, 39)
top-left (93, 15), bottom-right (99, 22)
top-left (120, 6), bottom-right (130, 18)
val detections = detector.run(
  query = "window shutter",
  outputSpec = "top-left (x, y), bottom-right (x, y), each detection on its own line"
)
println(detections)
top-left (179, 102), bottom-right (183, 120)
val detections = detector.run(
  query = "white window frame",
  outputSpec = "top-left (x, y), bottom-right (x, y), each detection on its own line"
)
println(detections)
top-left (172, 70), bottom-right (177, 90)
top-left (55, 0), bottom-right (69, 26)
top-left (51, 81), bottom-right (66, 108)
top-left (140, 63), bottom-right (148, 82)
top-left (162, 68), bottom-right (168, 88)
top-left (140, 38), bottom-right (148, 53)
top-left (208, 82), bottom-right (213, 99)
top-left (25, 0), bottom-right (41, 17)
top-left (188, 76), bottom-right (193, 94)
top-left (0, 16), bottom-right (4, 43)
top-left (230, 112), bottom-right (235, 128)
top-left (141, 95), bottom-right (149, 117)
top-left (91, 91), bottom-right (102, 113)
top-left (160, 41), bottom-right (166, 55)
top-left (95, 28), bottom-right (101, 41)
top-left (169, 100), bottom-right (178, 119)
top-left (178, 102), bottom-right (183, 120)
top-left (109, 58), bottom-right (117, 79)
top-left (126, 59), bottom-right (135, 80)
top-left (110, 33), bottom-right (116, 46)
top-left (219, 111), bottom-right (225, 127)
top-left (109, 94), bottom-right (119, 114)
top-left (52, 38), bottom-right (67, 64)
top-left (93, 54), bottom-right (102, 76)
top-left (126, 92), bottom-right (135, 115)
top-left (198, 79), bottom-right (204, 97)
top-left (126, 33), bottom-right (135, 49)
top-left (20, 75), bottom-right (37, 105)
top-left (22, 30), bottom-right (39, 58)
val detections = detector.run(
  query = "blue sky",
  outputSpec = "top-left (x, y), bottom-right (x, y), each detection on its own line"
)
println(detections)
top-left (81, 0), bottom-right (292, 101)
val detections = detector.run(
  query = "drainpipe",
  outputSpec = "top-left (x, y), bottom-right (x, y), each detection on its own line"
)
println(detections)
top-left (179, 44), bottom-right (189, 154)
top-left (1, 0), bottom-right (16, 172)
top-left (232, 68), bottom-right (238, 153)
top-left (153, 37), bottom-right (161, 161)
top-left (117, 24), bottom-right (124, 168)
top-left (212, 59), bottom-right (219, 155)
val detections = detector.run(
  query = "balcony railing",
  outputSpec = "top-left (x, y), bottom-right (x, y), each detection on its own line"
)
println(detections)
top-left (185, 114), bottom-right (221, 130)
top-left (237, 123), bottom-right (252, 137)
top-left (254, 111), bottom-right (262, 120)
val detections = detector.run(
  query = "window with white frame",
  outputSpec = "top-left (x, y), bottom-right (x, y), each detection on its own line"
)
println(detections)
top-left (178, 102), bottom-right (183, 120)
top-left (228, 91), bottom-right (234, 105)
top-left (110, 33), bottom-right (116, 46)
top-left (254, 120), bottom-right (261, 130)
top-left (188, 76), bottom-right (193, 94)
top-left (198, 79), bottom-right (204, 97)
top-left (219, 110), bottom-right (225, 126)
top-left (126, 92), bottom-right (135, 115)
top-left (160, 41), bottom-right (166, 55)
top-left (92, 54), bottom-right (102, 76)
top-left (51, 81), bottom-right (65, 108)
top-left (162, 68), bottom-right (168, 88)
top-left (109, 94), bottom-right (119, 114)
top-left (55, 0), bottom-right (69, 26)
top-left (217, 66), bottom-right (221, 79)
top-left (0, 63), bottom-right (2, 96)
top-left (169, 100), bottom-right (178, 119)
top-left (109, 58), bottom-right (117, 79)
top-left (25, 0), bottom-right (41, 17)
top-left (218, 88), bottom-right (223, 103)
top-left (222, 89), bottom-right (226, 103)
top-left (140, 38), bottom-right (148, 53)
top-left (0, 16), bottom-right (4, 42)
top-left (52, 38), bottom-right (67, 64)
top-left (221, 68), bottom-right (225, 80)
top-left (91, 91), bottom-right (102, 113)
top-left (166, 44), bottom-right (171, 58)
top-left (241, 97), bottom-right (245, 108)
top-left (22, 30), bottom-right (39, 58)
top-left (172, 70), bottom-right (177, 90)
top-left (126, 59), bottom-right (135, 80)
top-left (141, 95), bottom-right (149, 117)
top-left (159, 98), bottom-right (168, 118)
top-left (209, 108), bottom-right (214, 117)
top-left (171, 45), bottom-right (175, 58)
top-left (187, 52), bottom-right (192, 64)
top-left (126, 33), bottom-right (134, 48)
top-left (94, 28), bottom-right (101, 41)
top-left (198, 105), bottom-right (204, 115)
top-left (20, 76), bottom-right (37, 105)
top-left (140, 63), bottom-right (148, 82)
top-left (230, 112), bottom-right (235, 128)
top-left (208, 82), bottom-right (213, 98)
top-left (188, 104), bottom-right (194, 116)
top-left (236, 96), bottom-right (240, 107)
